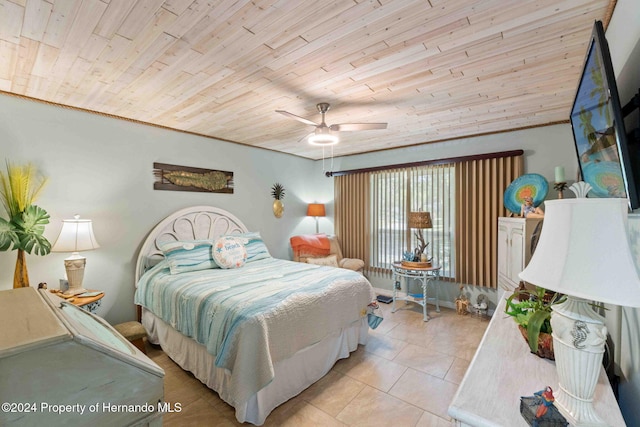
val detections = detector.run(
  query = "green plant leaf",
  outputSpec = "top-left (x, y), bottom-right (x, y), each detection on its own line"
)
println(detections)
top-left (0, 217), bottom-right (18, 251)
top-left (527, 309), bottom-right (551, 353)
top-left (19, 233), bottom-right (51, 256)
top-left (12, 205), bottom-right (51, 255)
top-left (504, 291), bottom-right (535, 327)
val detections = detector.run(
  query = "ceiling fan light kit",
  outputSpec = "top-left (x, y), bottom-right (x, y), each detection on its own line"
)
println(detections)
top-left (276, 102), bottom-right (387, 146)
top-left (308, 129), bottom-right (339, 146)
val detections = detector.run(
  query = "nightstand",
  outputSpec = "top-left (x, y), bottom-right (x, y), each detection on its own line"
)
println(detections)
top-left (70, 290), bottom-right (104, 313)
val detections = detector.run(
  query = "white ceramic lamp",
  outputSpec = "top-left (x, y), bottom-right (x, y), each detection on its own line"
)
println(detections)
top-left (52, 215), bottom-right (100, 296)
top-left (519, 186), bottom-right (640, 426)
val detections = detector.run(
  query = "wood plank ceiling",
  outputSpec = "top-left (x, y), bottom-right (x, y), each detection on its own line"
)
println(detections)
top-left (0, 0), bottom-right (616, 160)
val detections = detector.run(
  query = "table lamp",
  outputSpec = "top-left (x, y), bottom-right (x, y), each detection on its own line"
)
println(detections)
top-left (307, 203), bottom-right (326, 234)
top-left (51, 215), bottom-right (100, 295)
top-left (519, 183), bottom-right (640, 426)
top-left (408, 211), bottom-right (432, 262)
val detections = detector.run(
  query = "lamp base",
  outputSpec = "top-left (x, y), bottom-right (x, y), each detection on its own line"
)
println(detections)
top-left (62, 256), bottom-right (88, 296)
top-left (551, 297), bottom-right (607, 427)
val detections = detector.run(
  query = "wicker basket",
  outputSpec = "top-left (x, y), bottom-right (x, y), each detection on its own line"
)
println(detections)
top-left (518, 325), bottom-right (554, 360)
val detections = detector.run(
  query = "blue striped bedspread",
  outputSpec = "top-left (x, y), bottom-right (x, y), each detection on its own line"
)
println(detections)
top-left (134, 257), bottom-right (376, 404)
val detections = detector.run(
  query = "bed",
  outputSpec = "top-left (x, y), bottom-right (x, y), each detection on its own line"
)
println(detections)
top-left (133, 206), bottom-right (379, 425)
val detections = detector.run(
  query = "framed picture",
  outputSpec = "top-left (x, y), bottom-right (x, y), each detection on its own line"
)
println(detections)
top-left (569, 21), bottom-right (638, 209)
top-left (153, 162), bottom-right (234, 194)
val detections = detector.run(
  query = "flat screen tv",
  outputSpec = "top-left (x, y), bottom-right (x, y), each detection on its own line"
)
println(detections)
top-left (570, 20), bottom-right (638, 209)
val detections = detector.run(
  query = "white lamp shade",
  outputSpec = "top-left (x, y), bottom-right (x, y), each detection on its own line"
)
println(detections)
top-left (519, 198), bottom-right (640, 306)
top-left (52, 216), bottom-right (100, 253)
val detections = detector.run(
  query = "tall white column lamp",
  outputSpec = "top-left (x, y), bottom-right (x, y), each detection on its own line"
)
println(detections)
top-left (51, 215), bottom-right (100, 295)
top-left (519, 183), bottom-right (640, 426)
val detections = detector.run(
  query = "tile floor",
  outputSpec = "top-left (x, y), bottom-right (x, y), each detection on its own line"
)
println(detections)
top-left (148, 300), bottom-right (490, 426)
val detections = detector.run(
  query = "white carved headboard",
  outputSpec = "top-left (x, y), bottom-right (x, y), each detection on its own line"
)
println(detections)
top-left (135, 206), bottom-right (248, 282)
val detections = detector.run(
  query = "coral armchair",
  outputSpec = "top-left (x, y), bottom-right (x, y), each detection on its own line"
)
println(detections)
top-left (290, 234), bottom-right (364, 274)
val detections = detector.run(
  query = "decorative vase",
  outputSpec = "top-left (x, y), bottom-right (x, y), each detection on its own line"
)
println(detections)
top-left (518, 325), bottom-right (554, 360)
top-left (272, 199), bottom-right (284, 218)
top-left (13, 249), bottom-right (30, 288)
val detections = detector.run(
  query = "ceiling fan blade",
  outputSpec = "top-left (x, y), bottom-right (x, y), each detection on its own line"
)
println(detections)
top-left (330, 123), bottom-right (388, 131)
top-left (297, 132), bottom-right (313, 143)
top-left (276, 110), bottom-right (318, 126)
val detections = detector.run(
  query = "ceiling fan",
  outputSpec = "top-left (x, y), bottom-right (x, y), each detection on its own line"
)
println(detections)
top-left (276, 103), bottom-right (388, 146)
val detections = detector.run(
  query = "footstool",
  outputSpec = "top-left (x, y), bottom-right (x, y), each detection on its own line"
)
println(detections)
top-left (114, 321), bottom-right (147, 354)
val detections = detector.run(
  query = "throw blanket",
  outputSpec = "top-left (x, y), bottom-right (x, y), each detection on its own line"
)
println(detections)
top-left (289, 233), bottom-right (331, 257)
top-left (135, 257), bottom-right (375, 405)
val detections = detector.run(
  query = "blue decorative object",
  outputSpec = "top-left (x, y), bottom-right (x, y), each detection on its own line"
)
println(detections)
top-left (504, 174), bottom-right (549, 215)
top-left (582, 161), bottom-right (626, 198)
top-left (403, 251), bottom-right (414, 261)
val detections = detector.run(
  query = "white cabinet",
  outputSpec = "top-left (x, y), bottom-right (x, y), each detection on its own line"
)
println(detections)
top-left (497, 217), bottom-right (542, 292)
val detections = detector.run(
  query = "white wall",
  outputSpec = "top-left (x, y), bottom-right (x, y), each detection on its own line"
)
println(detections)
top-left (0, 94), bottom-right (332, 325)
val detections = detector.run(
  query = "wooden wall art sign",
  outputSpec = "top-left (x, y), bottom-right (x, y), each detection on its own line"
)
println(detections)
top-left (153, 162), bottom-right (234, 194)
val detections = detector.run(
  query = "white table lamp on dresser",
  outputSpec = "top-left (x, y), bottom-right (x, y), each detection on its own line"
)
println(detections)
top-left (52, 215), bottom-right (100, 295)
top-left (519, 183), bottom-right (640, 426)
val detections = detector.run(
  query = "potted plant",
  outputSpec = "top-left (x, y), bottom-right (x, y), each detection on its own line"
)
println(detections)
top-left (505, 285), bottom-right (565, 360)
top-left (0, 162), bottom-right (52, 288)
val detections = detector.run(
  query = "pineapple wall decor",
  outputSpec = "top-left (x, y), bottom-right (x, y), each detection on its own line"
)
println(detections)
top-left (271, 183), bottom-right (285, 218)
top-left (153, 162), bottom-right (234, 193)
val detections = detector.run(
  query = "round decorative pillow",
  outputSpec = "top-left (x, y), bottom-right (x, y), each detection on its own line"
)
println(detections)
top-left (213, 236), bottom-right (247, 269)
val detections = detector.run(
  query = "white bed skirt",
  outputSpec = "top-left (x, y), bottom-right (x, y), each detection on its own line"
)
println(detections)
top-left (142, 308), bottom-right (369, 425)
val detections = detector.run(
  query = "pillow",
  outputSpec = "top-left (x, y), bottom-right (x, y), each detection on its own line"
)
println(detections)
top-left (159, 240), bottom-right (218, 275)
top-left (227, 231), bottom-right (272, 263)
top-left (306, 254), bottom-right (339, 268)
top-left (340, 258), bottom-right (365, 271)
top-left (213, 236), bottom-right (248, 269)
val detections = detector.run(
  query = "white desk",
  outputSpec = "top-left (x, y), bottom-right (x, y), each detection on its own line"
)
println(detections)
top-left (448, 296), bottom-right (626, 426)
top-left (391, 263), bottom-right (441, 322)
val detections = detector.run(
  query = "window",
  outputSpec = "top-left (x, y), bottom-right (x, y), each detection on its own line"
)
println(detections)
top-left (334, 150), bottom-right (523, 289)
top-left (370, 164), bottom-right (455, 278)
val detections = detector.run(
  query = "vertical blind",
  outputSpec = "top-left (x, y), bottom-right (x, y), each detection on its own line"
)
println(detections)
top-left (409, 164), bottom-right (455, 278)
top-left (454, 155), bottom-right (523, 287)
top-left (334, 151), bottom-right (523, 288)
top-left (343, 164), bottom-right (454, 277)
top-left (369, 165), bottom-right (455, 277)
top-left (334, 172), bottom-right (370, 270)
top-left (369, 168), bottom-right (407, 275)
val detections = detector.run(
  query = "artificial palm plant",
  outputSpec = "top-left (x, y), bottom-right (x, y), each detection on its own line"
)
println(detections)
top-left (0, 161), bottom-right (51, 288)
